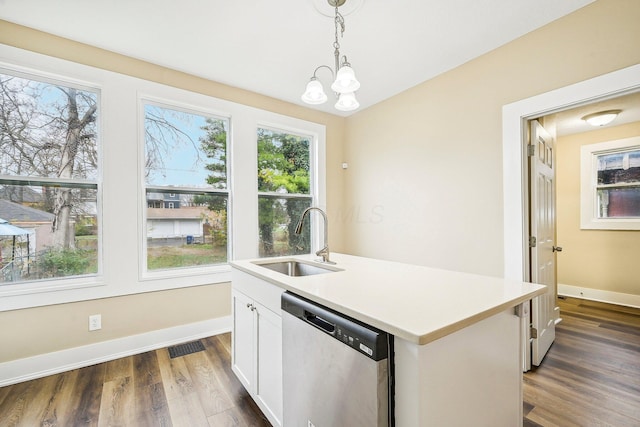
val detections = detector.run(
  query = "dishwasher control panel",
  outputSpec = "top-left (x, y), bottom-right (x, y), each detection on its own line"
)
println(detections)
top-left (282, 291), bottom-right (389, 361)
top-left (336, 326), bottom-right (374, 356)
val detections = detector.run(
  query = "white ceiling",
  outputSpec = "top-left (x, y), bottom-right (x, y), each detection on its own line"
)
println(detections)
top-left (0, 0), bottom-right (595, 116)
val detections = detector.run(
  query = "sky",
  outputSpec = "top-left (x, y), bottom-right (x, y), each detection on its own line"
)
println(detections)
top-left (144, 104), bottom-right (224, 188)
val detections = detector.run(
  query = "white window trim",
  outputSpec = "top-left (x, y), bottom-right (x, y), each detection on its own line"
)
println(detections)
top-left (0, 44), bottom-right (326, 312)
top-left (580, 136), bottom-right (640, 230)
top-left (256, 123), bottom-right (320, 256)
top-left (137, 95), bottom-right (234, 281)
top-left (231, 117), bottom-right (326, 261)
top-left (0, 55), bottom-right (106, 303)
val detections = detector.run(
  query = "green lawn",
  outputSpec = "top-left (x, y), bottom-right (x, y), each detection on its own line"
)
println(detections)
top-left (147, 244), bottom-right (227, 270)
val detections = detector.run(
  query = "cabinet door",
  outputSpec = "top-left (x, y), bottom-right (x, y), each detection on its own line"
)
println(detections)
top-left (255, 303), bottom-right (283, 426)
top-left (232, 290), bottom-right (255, 392)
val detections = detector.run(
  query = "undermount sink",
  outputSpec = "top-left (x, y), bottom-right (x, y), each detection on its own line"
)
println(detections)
top-left (253, 260), bottom-right (339, 277)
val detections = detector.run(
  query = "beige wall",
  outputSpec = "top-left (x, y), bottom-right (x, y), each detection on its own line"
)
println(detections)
top-left (0, 20), bottom-right (346, 362)
top-left (341, 0), bottom-right (640, 276)
top-left (2, 0), bottom-right (640, 365)
top-left (1, 285), bottom-right (231, 362)
top-left (556, 121), bottom-right (640, 296)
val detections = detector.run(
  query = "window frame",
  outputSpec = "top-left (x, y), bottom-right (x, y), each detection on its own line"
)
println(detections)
top-left (231, 120), bottom-right (326, 262)
top-left (138, 96), bottom-right (232, 280)
top-left (0, 44), bottom-right (326, 312)
top-left (0, 64), bottom-right (104, 294)
top-left (580, 136), bottom-right (640, 230)
top-left (256, 125), bottom-right (316, 258)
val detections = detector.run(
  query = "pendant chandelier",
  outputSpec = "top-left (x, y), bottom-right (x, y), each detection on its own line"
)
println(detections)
top-left (301, 0), bottom-right (361, 112)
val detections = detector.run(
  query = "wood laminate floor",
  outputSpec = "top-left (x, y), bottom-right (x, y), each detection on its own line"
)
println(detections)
top-left (524, 297), bottom-right (640, 427)
top-left (0, 334), bottom-right (270, 427)
top-left (0, 297), bottom-right (638, 426)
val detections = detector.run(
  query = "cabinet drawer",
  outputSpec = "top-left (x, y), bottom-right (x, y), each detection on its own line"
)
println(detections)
top-left (232, 268), bottom-right (284, 314)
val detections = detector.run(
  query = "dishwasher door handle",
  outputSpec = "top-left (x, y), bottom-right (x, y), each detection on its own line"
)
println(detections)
top-left (304, 310), bottom-right (336, 334)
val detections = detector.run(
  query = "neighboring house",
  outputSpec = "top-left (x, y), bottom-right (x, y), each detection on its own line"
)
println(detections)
top-left (0, 199), bottom-right (55, 253)
top-left (147, 192), bottom-right (181, 209)
top-left (0, 186), bottom-right (44, 207)
top-left (0, 185), bottom-right (95, 227)
top-left (147, 206), bottom-right (210, 240)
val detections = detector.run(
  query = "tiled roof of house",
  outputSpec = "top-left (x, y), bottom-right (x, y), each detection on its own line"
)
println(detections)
top-left (0, 199), bottom-right (55, 222)
top-left (0, 187), bottom-right (43, 203)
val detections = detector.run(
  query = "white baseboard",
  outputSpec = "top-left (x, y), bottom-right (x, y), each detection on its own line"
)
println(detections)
top-left (558, 284), bottom-right (640, 309)
top-left (0, 316), bottom-right (231, 387)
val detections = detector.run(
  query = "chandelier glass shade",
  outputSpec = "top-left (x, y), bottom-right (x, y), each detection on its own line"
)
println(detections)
top-left (301, 78), bottom-right (328, 104)
top-left (335, 91), bottom-right (359, 111)
top-left (331, 64), bottom-right (360, 93)
top-left (301, 0), bottom-right (361, 112)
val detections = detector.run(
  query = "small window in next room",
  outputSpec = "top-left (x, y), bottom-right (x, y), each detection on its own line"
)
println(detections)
top-left (257, 127), bottom-right (313, 257)
top-left (0, 70), bottom-right (100, 285)
top-left (143, 101), bottom-right (229, 272)
top-left (581, 136), bottom-right (640, 230)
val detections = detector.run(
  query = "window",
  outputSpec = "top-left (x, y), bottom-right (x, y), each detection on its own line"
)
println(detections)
top-left (0, 70), bottom-right (100, 285)
top-left (143, 102), bottom-right (229, 271)
top-left (0, 45), bottom-right (326, 310)
top-left (257, 127), bottom-right (313, 257)
top-left (581, 136), bottom-right (640, 230)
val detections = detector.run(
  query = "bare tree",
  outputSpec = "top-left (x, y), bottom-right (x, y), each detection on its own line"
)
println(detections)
top-left (0, 74), bottom-right (97, 249)
top-left (51, 88), bottom-right (97, 248)
top-left (144, 105), bottom-right (204, 182)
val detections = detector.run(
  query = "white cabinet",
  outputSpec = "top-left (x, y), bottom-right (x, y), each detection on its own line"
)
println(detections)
top-left (255, 301), bottom-right (282, 421)
top-left (231, 268), bottom-right (283, 427)
top-left (231, 290), bottom-right (255, 390)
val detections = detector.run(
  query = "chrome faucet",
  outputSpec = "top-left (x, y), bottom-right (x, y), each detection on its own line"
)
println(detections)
top-left (295, 207), bottom-right (335, 264)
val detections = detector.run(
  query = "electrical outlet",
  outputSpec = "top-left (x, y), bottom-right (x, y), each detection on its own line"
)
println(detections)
top-left (89, 314), bottom-right (102, 331)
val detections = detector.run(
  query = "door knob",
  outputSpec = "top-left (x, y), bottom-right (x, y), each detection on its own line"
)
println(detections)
top-left (553, 246), bottom-right (563, 252)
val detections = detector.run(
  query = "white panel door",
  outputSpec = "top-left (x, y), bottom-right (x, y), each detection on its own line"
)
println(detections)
top-left (530, 120), bottom-right (557, 367)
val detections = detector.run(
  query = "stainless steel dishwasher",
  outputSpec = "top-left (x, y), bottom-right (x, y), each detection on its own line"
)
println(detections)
top-left (281, 291), bottom-right (393, 427)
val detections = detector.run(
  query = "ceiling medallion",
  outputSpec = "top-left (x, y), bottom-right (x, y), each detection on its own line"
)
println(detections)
top-left (312, 0), bottom-right (364, 17)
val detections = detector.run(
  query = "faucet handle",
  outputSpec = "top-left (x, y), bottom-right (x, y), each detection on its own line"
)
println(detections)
top-left (315, 246), bottom-right (335, 264)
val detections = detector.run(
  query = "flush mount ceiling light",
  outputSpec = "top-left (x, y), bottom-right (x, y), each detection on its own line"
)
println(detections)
top-left (581, 109), bottom-right (622, 127)
top-left (301, 0), bottom-right (361, 112)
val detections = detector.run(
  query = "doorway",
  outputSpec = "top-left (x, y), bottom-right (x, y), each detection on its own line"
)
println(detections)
top-left (502, 64), bottom-right (640, 369)
top-left (503, 64), bottom-right (640, 279)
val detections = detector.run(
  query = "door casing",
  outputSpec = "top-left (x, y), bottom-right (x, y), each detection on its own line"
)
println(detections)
top-left (502, 64), bottom-right (640, 282)
top-left (503, 65), bottom-right (640, 370)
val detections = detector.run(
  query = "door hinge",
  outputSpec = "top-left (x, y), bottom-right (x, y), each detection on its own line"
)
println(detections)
top-left (527, 145), bottom-right (535, 156)
top-left (529, 236), bottom-right (537, 247)
top-left (530, 327), bottom-right (538, 339)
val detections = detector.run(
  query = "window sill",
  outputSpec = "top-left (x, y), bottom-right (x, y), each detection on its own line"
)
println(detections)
top-left (580, 218), bottom-right (640, 231)
top-left (139, 263), bottom-right (232, 284)
top-left (0, 266), bottom-right (232, 312)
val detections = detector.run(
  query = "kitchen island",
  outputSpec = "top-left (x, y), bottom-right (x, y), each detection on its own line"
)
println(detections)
top-left (231, 253), bottom-right (546, 426)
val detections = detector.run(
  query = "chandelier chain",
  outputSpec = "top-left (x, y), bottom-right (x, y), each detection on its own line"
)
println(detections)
top-left (333, 5), bottom-right (345, 72)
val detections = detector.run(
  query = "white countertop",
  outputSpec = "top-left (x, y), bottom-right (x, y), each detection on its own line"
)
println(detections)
top-left (231, 253), bottom-right (546, 345)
